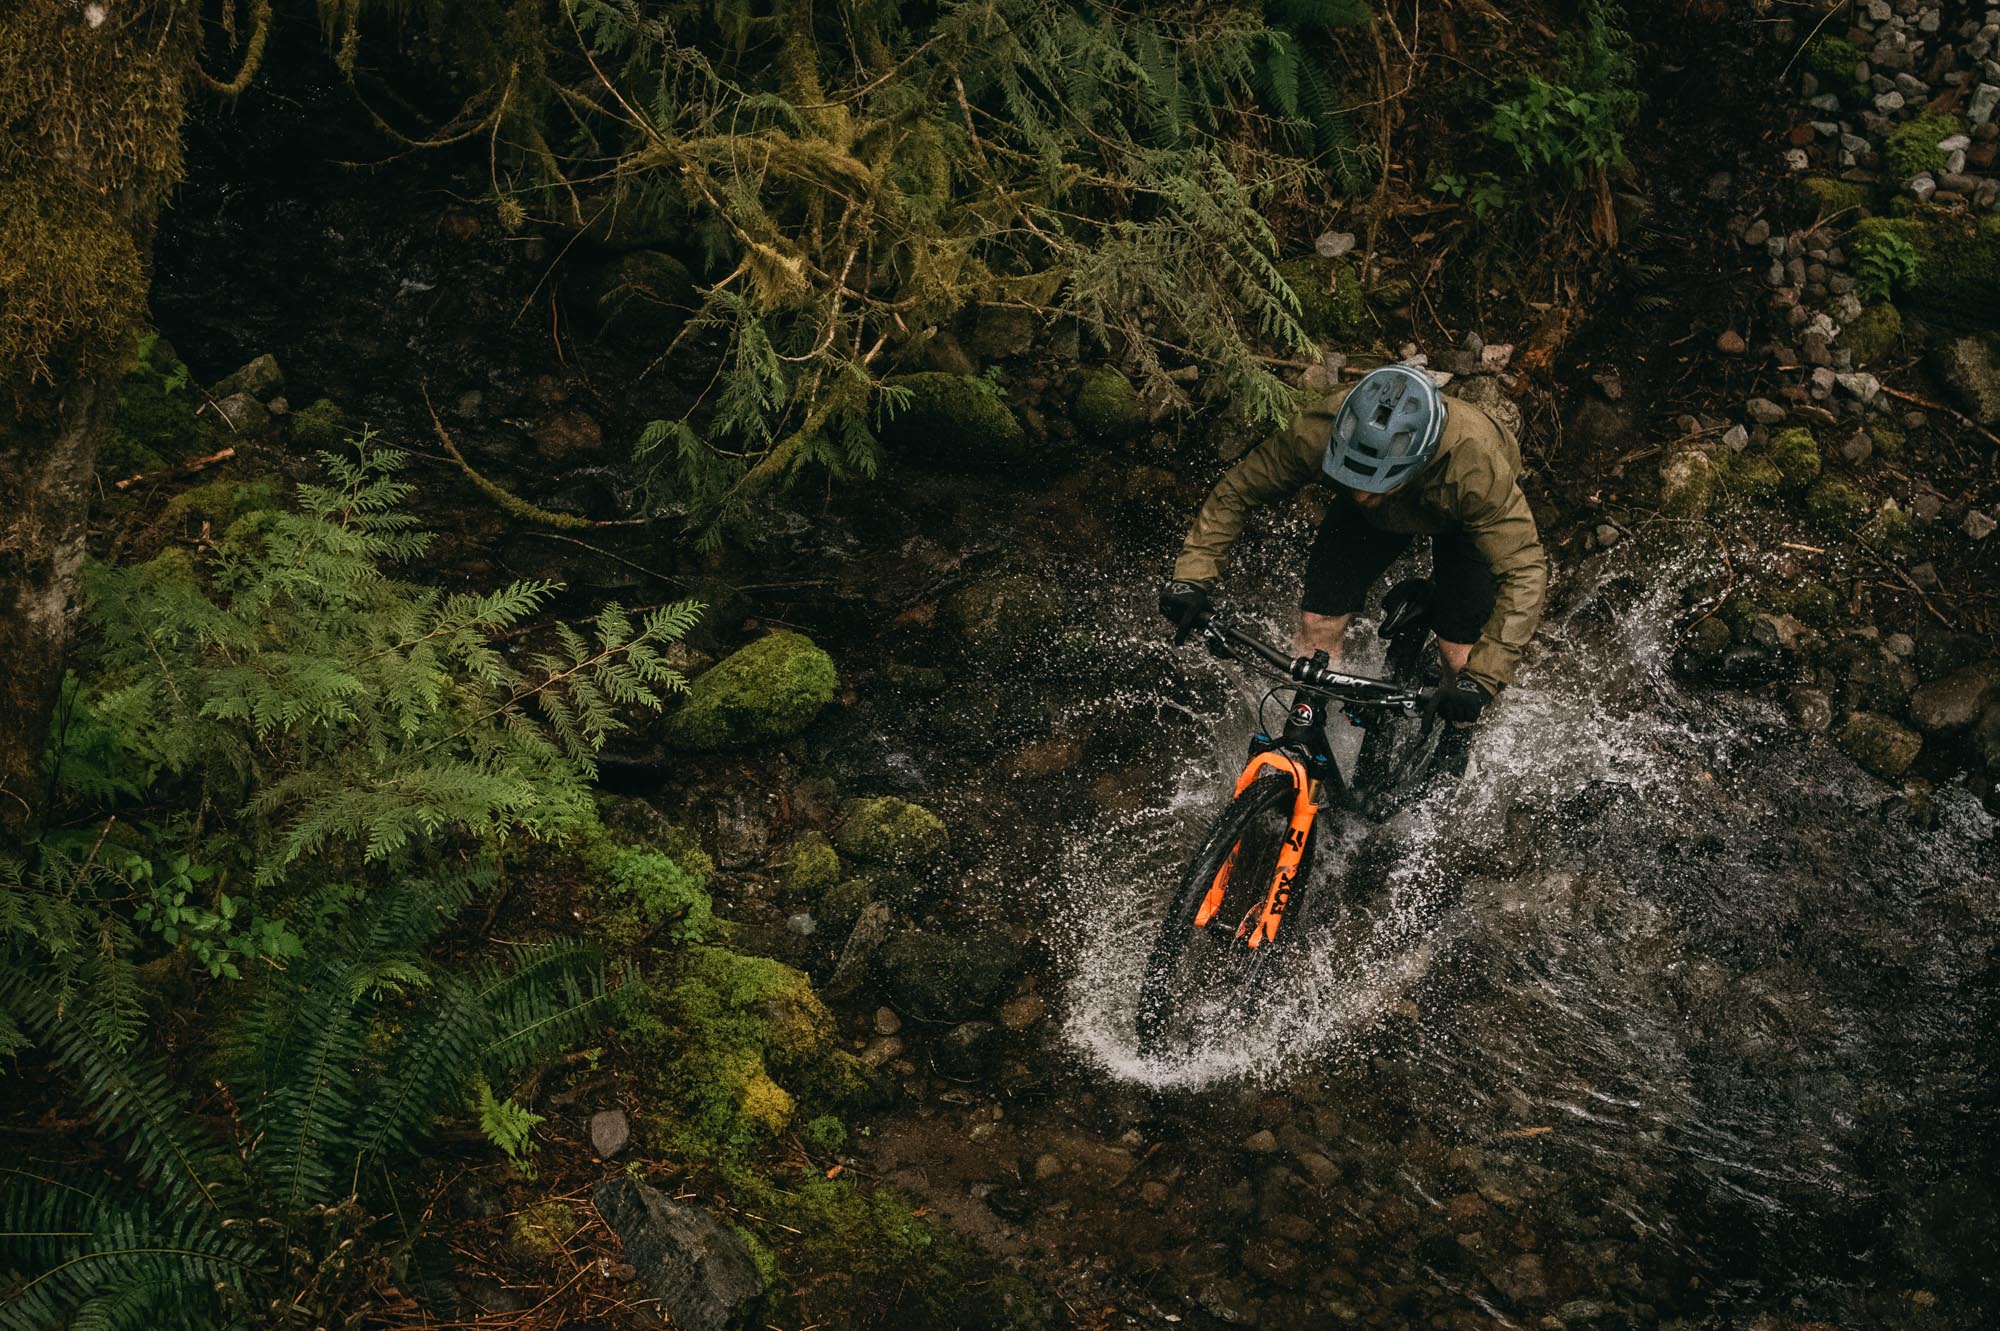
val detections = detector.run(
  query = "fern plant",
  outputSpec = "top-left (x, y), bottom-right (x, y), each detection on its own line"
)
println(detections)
top-left (0, 879), bottom-right (630, 1328)
top-left (1851, 228), bottom-right (1918, 302)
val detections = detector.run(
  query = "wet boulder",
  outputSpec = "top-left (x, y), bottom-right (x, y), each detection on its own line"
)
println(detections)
top-left (1838, 710), bottom-right (1923, 778)
top-left (1071, 368), bottom-right (1147, 441)
top-left (211, 352), bottom-right (284, 402)
top-left (1658, 449), bottom-right (1716, 519)
top-left (594, 1178), bottom-right (765, 1331)
top-left (878, 372), bottom-right (1027, 464)
top-left (874, 927), bottom-right (1025, 1020)
top-left (663, 631), bottom-right (837, 750)
top-left (1908, 661), bottom-right (1999, 734)
top-left (1832, 637), bottom-right (1918, 715)
top-left (833, 796), bottom-right (949, 871)
top-left (946, 574), bottom-right (1062, 651)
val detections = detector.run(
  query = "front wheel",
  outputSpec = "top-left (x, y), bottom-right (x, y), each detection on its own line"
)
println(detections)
top-left (1136, 770), bottom-right (1297, 1056)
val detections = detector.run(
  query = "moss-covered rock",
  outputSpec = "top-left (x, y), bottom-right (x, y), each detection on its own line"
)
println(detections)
top-left (1803, 35), bottom-right (1866, 96)
top-left (833, 796), bottom-right (949, 871)
top-left (592, 249), bottom-right (694, 342)
top-left (1865, 500), bottom-right (1914, 555)
top-left (1277, 256), bottom-right (1367, 340)
top-left (1071, 368), bottom-right (1146, 441)
top-left (947, 574), bottom-right (1061, 649)
top-left (588, 842), bottom-right (718, 951)
top-left (1840, 303), bottom-right (1901, 368)
top-left (508, 1201), bottom-right (583, 1261)
top-left (664, 631), bottom-right (837, 750)
top-left (879, 372), bottom-right (1027, 463)
top-left (1868, 422), bottom-right (1906, 463)
top-left (1768, 428), bottom-right (1821, 490)
top-left (874, 928), bottom-right (1025, 1021)
top-left (1852, 214), bottom-right (2000, 327)
top-left (649, 946), bottom-right (864, 1156)
top-left (1781, 578), bottom-right (1841, 629)
top-left (1792, 175), bottom-right (1872, 218)
top-left (1658, 448), bottom-right (1715, 519)
top-left (1805, 477), bottom-right (1869, 529)
top-left (818, 877), bottom-right (873, 936)
top-left (1882, 111), bottom-right (1960, 182)
top-left (1838, 711), bottom-right (1922, 779)
top-left (1713, 447), bottom-right (1782, 503)
top-left (288, 397), bottom-right (346, 451)
top-left (785, 832), bottom-right (841, 900)
top-left (100, 333), bottom-right (205, 475)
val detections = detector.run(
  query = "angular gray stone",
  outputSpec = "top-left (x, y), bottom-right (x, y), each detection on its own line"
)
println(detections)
top-left (212, 353), bottom-right (284, 402)
top-left (210, 391), bottom-right (269, 434)
top-left (1746, 397), bottom-right (1788, 425)
top-left (594, 1177), bottom-right (765, 1331)
top-left (590, 1108), bottom-right (632, 1159)
top-left (1314, 230), bottom-right (1357, 259)
top-left (1971, 82), bottom-right (2000, 124)
top-left (1936, 336), bottom-right (2000, 424)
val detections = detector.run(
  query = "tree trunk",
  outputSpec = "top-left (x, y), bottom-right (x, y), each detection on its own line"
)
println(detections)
top-left (0, 385), bottom-right (109, 836)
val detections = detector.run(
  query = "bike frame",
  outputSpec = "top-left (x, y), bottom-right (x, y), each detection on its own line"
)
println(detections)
top-left (1186, 616), bottom-right (1428, 952)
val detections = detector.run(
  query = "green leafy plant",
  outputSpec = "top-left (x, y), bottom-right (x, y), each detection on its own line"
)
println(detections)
top-left (0, 880), bottom-right (629, 1328)
top-left (474, 1075), bottom-right (547, 1176)
top-left (1852, 227), bottom-right (1919, 302)
top-left (1432, 171), bottom-right (1510, 218)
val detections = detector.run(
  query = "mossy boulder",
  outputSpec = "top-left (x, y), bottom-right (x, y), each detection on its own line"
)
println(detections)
top-left (1838, 711), bottom-right (1922, 779)
top-left (1768, 428), bottom-right (1821, 490)
top-left (1867, 422), bottom-right (1906, 463)
top-left (1805, 477), bottom-right (1869, 529)
top-left (1882, 111), bottom-right (1960, 182)
top-left (1071, 368), bottom-right (1146, 441)
top-left (664, 631), bottom-right (837, 750)
top-left (1780, 579), bottom-right (1841, 629)
top-left (1852, 214), bottom-right (2000, 328)
top-left (874, 928), bottom-right (1025, 1021)
top-left (652, 946), bottom-right (863, 1155)
top-left (289, 397), bottom-right (347, 451)
top-left (1840, 304), bottom-right (1901, 368)
top-left (834, 797), bottom-right (949, 870)
top-left (1277, 256), bottom-right (1366, 340)
top-left (817, 877), bottom-right (873, 935)
top-left (592, 249), bottom-right (695, 342)
top-left (879, 372), bottom-right (1027, 464)
top-left (1803, 36), bottom-right (1866, 97)
top-left (101, 334), bottom-right (205, 475)
top-left (785, 832), bottom-right (842, 900)
top-left (946, 574), bottom-right (1061, 650)
top-left (1658, 448), bottom-right (1715, 519)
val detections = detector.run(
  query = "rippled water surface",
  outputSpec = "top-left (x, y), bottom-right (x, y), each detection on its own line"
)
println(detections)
top-left (1048, 535), bottom-right (2000, 1315)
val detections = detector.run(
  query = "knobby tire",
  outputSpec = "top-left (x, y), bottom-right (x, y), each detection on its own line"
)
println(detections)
top-left (1137, 770), bottom-right (1299, 1055)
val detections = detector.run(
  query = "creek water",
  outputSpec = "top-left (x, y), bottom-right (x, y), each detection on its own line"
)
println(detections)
top-left (1046, 531), bottom-right (2000, 1319)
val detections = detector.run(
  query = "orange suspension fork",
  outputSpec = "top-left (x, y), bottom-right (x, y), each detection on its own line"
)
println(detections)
top-left (1191, 752), bottom-right (1318, 948)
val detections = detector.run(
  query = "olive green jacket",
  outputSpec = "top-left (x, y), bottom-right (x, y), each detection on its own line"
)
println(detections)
top-left (1173, 387), bottom-right (1548, 693)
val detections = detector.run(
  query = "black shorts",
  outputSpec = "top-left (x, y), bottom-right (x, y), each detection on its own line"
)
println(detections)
top-left (1300, 507), bottom-right (1498, 644)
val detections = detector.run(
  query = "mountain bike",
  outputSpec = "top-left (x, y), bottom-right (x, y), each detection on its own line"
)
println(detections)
top-left (1135, 581), bottom-right (1443, 1055)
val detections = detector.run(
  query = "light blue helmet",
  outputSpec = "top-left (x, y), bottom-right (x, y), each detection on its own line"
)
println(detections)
top-left (1323, 364), bottom-right (1446, 493)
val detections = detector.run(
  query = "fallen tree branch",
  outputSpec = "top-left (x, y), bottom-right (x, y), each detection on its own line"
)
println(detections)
top-left (422, 388), bottom-right (641, 530)
top-left (1875, 384), bottom-right (2000, 451)
top-left (112, 447), bottom-right (235, 492)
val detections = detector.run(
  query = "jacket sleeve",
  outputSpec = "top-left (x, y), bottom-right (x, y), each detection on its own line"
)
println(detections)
top-left (1171, 411), bottom-right (1328, 586)
top-left (1456, 474), bottom-right (1548, 693)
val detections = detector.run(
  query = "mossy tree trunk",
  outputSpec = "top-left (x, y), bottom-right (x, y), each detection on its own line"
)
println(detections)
top-left (0, 1), bottom-right (200, 836)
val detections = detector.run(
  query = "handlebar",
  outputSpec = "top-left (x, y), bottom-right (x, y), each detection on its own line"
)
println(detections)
top-left (1183, 609), bottom-right (1433, 711)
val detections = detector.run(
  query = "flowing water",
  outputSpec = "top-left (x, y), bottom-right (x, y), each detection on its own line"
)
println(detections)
top-left (1045, 533), bottom-right (2000, 1317)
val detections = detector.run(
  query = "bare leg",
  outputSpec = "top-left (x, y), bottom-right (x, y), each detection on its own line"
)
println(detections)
top-left (1297, 611), bottom-right (1351, 660)
top-left (1436, 638), bottom-right (1473, 681)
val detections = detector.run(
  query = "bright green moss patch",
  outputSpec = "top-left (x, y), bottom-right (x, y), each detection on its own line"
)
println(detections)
top-left (1769, 428), bottom-right (1822, 489)
top-left (1793, 175), bottom-right (1872, 218)
top-left (1804, 36), bottom-right (1864, 94)
top-left (100, 333), bottom-right (205, 474)
top-left (1853, 213), bottom-right (2000, 326)
top-left (1713, 447), bottom-right (1782, 503)
top-left (1869, 422), bottom-right (1906, 463)
top-left (508, 1201), bottom-right (582, 1261)
top-left (664, 630), bottom-right (837, 750)
top-left (1883, 111), bottom-right (1960, 182)
top-left (785, 831), bottom-right (841, 900)
top-left (1278, 255), bottom-right (1367, 341)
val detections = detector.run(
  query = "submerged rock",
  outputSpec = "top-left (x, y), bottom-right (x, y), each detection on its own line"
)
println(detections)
top-left (1838, 710), bottom-right (1923, 777)
top-left (947, 574), bottom-right (1062, 650)
top-left (874, 927), bottom-right (1025, 1020)
top-left (594, 1178), bottom-right (765, 1331)
top-left (664, 631), bottom-right (837, 750)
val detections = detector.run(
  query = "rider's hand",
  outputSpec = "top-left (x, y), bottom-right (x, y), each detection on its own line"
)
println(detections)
top-left (1158, 579), bottom-right (1213, 641)
top-left (1431, 676), bottom-right (1491, 725)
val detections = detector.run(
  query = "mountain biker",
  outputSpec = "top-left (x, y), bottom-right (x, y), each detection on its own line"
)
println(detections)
top-left (1158, 363), bottom-right (1548, 777)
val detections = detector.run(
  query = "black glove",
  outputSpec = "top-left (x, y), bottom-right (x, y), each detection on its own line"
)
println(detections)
top-left (1157, 579), bottom-right (1213, 641)
top-left (1430, 675), bottom-right (1491, 725)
